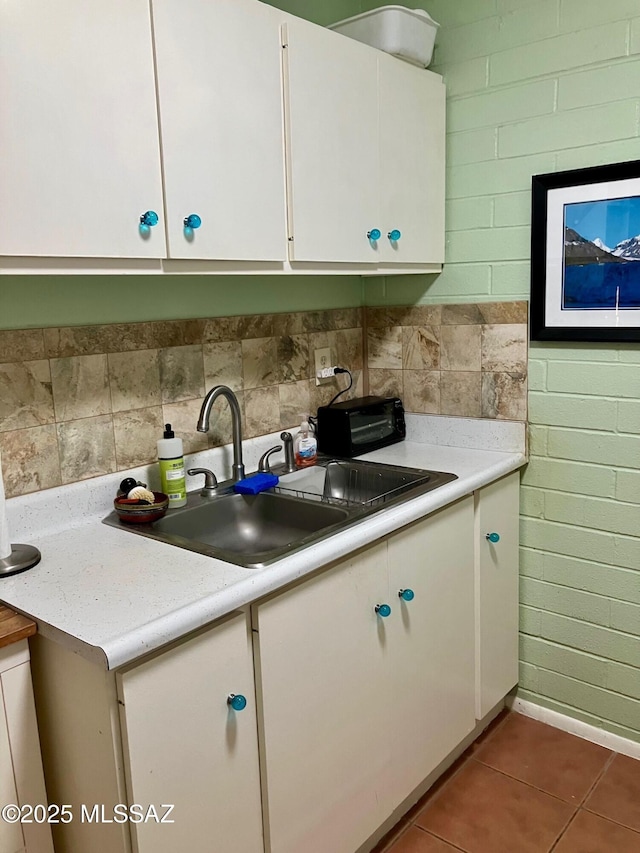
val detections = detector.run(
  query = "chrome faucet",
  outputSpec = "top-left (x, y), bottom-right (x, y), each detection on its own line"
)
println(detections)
top-left (196, 385), bottom-right (245, 482)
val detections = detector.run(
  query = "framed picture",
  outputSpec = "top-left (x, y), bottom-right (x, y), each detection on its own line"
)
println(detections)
top-left (530, 159), bottom-right (640, 341)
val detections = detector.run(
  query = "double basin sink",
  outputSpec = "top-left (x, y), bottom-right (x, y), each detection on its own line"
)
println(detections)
top-left (104, 458), bottom-right (457, 568)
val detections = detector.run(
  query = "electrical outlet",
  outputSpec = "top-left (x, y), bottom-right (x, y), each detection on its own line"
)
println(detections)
top-left (314, 347), bottom-right (332, 386)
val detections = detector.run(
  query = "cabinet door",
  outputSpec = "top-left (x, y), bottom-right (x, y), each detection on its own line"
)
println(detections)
top-left (1, 657), bottom-right (55, 853)
top-left (378, 58), bottom-right (445, 264)
top-left (475, 472), bottom-right (521, 719)
top-left (0, 0), bottom-right (165, 259)
top-left (254, 543), bottom-right (392, 853)
top-left (283, 18), bottom-right (380, 263)
top-left (117, 613), bottom-right (263, 853)
top-left (387, 497), bottom-right (475, 804)
top-left (0, 682), bottom-right (24, 853)
top-left (152, 0), bottom-right (287, 261)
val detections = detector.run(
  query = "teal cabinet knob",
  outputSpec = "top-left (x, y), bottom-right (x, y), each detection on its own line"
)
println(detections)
top-left (486, 532), bottom-right (500, 543)
top-left (184, 214), bottom-right (202, 230)
top-left (227, 693), bottom-right (247, 711)
top-left (399, 588), bottom-right (415, 602)
top-left (375, 603), bottom-right (391, 618)
top-left (139, 210), bottom-right (159, 227)
top-left (367, 229), bottom-right (381, 241)
top-left (388, 229), bottom-right (402, 241)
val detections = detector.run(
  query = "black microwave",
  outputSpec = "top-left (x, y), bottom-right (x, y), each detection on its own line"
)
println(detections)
top-left (316, 396), bottom-right (406, 457)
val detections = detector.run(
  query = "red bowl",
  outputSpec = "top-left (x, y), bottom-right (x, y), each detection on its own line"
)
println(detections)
top-left (114, 492), bottom-right (169, 524)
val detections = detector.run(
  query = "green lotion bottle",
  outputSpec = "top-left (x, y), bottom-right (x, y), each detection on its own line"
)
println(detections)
top-left (157, 423), bottom-right (187, 508)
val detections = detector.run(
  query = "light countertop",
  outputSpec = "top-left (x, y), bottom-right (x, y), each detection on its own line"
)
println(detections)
top-left (0, 415), bottom-right (526, 670)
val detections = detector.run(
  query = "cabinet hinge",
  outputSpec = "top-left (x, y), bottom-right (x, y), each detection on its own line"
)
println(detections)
top-left (288, 235), bottom-right (294, 242)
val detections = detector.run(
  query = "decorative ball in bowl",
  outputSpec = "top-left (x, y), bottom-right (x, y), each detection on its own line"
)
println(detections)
top-left (114, 492), bottom-right (169, 524)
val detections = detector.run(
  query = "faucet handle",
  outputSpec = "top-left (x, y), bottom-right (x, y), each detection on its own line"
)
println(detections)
top-left (187, 467), bottom-right (218, 496)
top-left (279, 431), bottom-right (296, 473)
top-left (258, 445), bottom-right (283, 473)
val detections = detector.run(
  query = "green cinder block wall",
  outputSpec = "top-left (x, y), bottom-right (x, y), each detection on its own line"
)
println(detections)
top-left (370, 0), bottom-right (639, 743)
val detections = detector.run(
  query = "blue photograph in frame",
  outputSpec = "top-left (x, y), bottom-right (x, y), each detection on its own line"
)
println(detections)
top-left (530, 159), bottom-right (640, 341)
top-left (563, 195), bottom-right (640, 310)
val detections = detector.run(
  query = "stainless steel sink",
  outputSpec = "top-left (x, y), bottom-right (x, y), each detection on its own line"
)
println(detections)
top-left (149, 491), bottom-right (349, 562)
top-left (322, 459), bottom-right (439, 505)
top-left (103, 458), bottom-right (457, 569)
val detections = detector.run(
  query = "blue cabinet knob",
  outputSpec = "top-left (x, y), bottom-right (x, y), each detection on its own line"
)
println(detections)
top-left (184, 214), bottom-right (202, 230)
top-left (398, 588), bottom-right (415, 602)
top-left (486, 532), bottom-right (500, 543)
top-left (388, 229), bottom-right (402, 241)
top-left (139, 210), bottom-right (159, 227)
top-left (367, 229), bottom-right (381, 241)
top-left (227, 693), bottom-right (247, 711)
top-left (375, 603), bottom-right (391, 618)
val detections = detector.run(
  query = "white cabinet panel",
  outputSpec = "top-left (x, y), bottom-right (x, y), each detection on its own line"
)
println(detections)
top-left (118, 613), bottom-right (263, 853)
top-left (254, 544), bottom-right (391, 853)
top-left (475, 472), bottom-right (521, 719)
top-left (0, 641), bottom-right (54, 853)
top-left (152, 0), bottom-right (287, 261)
top-left (0, 686), bottom-right (24, 853)
top-left (2, 661), bottom-right (54, 853)
top-left (283, 16), bottom-right (445, 267)
top-left (378, 57), bottom-right (445, 264)
top-left (283, 18), bottom-right (380, 263)
top-left (387, 498), bottom-right (475, 804)
top-left (0, 0), bottom-right (165, 259)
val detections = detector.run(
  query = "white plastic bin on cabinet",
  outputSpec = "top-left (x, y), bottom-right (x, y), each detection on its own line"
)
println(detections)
top-left (328, 6), bottom-right (439, 67)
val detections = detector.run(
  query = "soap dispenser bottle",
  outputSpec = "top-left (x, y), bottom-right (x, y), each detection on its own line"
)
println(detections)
top-left (157, 423), bottom-right (187, 508)
top-left (294, 418), bottom-right (318, 468)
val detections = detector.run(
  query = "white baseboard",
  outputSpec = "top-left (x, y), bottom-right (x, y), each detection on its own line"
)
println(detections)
top-left (510, 697), bottom-right (640, 761)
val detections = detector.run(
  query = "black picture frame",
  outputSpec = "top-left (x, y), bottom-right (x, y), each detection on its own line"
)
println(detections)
top-left (530, 159), bottom-right (640, 342)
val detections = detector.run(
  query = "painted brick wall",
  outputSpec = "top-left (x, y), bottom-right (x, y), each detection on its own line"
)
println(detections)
top-left (369, 0), bottom-right (640, 743)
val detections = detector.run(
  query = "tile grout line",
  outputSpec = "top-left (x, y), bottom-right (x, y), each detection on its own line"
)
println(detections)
top-left (412, 824), bottom-right (470, 853)
top-left (548, 808), bottom-right (581, 853)
top-left (578, 749), bottom-right (617, 807)
top-left (469, 754), bottom-right (604, 809)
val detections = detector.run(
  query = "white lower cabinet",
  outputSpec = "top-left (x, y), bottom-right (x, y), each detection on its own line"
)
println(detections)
top-left (29, 477), bottom-right (520, 853)
top-left (116, 612), bottom-right (263, 853)
top-left (475, 472), bottom-right (521, 720)
top-left (0, 641), bottom-right (54, 853)
top-left (253, 497), bottom-right (475, 853)
top-left (253, 542), bottom-right (392, 853)
top-left (386, 497), bottom-right (475, 804)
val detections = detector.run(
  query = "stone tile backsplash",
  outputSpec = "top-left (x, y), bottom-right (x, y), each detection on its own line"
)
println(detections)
top-left (0, 302), bottom-right (527, 497)
top-left (366, 301), bottom-right (528, 422)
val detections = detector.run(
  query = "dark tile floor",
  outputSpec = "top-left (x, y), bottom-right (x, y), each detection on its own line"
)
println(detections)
top-left (376, 711), bottom-right (640, 853)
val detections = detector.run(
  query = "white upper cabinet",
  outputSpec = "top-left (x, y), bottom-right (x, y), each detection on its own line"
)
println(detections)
top-left (283, 17), bottom-right (445, 266)
top-left (152, 0), bottom-right (287, 261)
top-left (282, 16), bottom-right (380, 264)
top-left (0, 0), bottom-right (445, 271)
top-left (0, 0), bottom-right (165, 259)
top-left (378, 54), bottom-right (445, 264)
